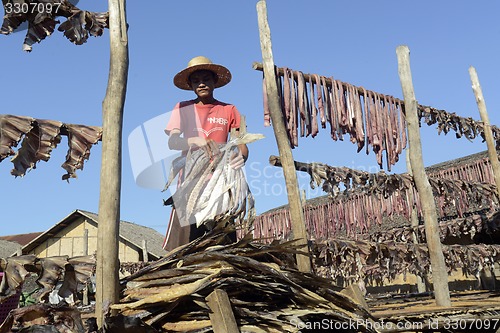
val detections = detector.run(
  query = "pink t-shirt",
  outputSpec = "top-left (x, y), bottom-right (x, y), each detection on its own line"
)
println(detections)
top-left (165, 100), bottom-right (241, 144)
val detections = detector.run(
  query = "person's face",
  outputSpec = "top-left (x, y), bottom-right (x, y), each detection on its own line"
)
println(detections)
top-left (189, 70), bottom-right (216, 99)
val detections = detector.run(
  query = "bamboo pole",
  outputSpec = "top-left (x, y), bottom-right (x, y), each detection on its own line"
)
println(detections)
top-left (469, 66), bottom-right (500, 196)
top-left (95, 0), bottom-right (129, 327)
top-left (396, 45), bottom-right (451, 306)
top-left (256, 0), bottom-right (311, 273)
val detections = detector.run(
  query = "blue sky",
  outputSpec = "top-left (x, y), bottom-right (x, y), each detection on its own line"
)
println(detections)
top-left (1, 1), bottom-right (500, 237)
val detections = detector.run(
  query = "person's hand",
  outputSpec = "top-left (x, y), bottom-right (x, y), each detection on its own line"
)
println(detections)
top-left (229, 150), bottom-right (245, 169)
top-left (187, 137), bottom-right (220, 159)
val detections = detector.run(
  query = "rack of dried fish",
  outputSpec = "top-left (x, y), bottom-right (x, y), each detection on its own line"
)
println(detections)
top-left (312, 238), bottom-right (500, 287)
top-left (254, 156), bottom-right (499, 241)
top-left (253, 63), bottom-right (500, 171)
top-left (0, 114), bottom-right (102, 180)
top-left (109, 222), bottom-right (377, 333)
top-left (366, 209), bottom-right (500, 243)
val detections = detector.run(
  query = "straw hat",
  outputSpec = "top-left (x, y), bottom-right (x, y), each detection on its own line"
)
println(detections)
top-left (173, 56), bottom-right (232, 90)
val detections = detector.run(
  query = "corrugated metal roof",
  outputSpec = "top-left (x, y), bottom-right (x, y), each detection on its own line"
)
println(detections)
top-left (0, 233), bottom-right (43, 246)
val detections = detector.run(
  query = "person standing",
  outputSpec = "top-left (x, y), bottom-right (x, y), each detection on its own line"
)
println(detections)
top-left (163, 56), bottom-right (248, 251)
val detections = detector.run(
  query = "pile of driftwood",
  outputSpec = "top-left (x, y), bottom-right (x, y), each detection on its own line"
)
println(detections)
top-left (312, 238), bottom-right (500, 286)
top-left (110, 222), bottom-right (376, 333)
top-left (0, 115), bottom-right (102, 180)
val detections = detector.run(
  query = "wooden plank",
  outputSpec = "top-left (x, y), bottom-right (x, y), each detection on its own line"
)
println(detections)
top-left (206, 289), bottom-right (240, 333)
top-left (142, 239), bottom-right (148, 262)
top-left (83, 229), bottom-right (89, 256)
top-left (95, 0), bottom-right (129, 328)
top-left (256, 0), bottom-right (311, 273)
top-left (396, 45), bottom-right (451, 307)
top-left (469, 66), bottom-right (500, 197)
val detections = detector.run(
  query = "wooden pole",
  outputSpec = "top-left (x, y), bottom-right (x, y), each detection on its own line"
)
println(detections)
top-left (405, 149), bottom-right (427, 293)
top-left (83, 228), bottom-right (89, 256)
top-left (256, 0), bottom-right (311, 273)
top-left (469, 66), bottom-right (500, 196)
top-left (141, 239), bottom-right (148, 262)
top-left (95, 0), bottom-right (129, 327)
top-left (206, 289), bottom-right (240, 333)
top-left (396, 45), bottom-right (451, 307)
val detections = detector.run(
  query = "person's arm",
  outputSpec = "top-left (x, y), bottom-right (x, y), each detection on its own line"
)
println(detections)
top-left (229, 128), bottom-right (249, 169)
top-left (167, 129), bottom-right (207, 150)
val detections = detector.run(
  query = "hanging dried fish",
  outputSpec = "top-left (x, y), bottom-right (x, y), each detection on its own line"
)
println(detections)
top-left (11, 119), bottom-right (62, 177)
top-left (0, 114), bottom-right (34, 162)
top-left (61, 124), bottom-right (102, 181)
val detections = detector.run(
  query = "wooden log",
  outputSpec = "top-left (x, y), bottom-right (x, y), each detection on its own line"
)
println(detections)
top-left (256, 0), bottom-right (311, 273)
top-left (469, 66), bottom-right (500, 197)
top-left (95, 0), bottom-right (129, 328)
top-left (396, 45), bottom-right (450, 307)
top-left (206, 289), bottom-right (240, 333)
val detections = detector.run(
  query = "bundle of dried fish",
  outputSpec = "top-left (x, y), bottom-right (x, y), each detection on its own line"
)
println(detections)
top-left (110, 223), bottom-right (377, 332)
top-left (0, 255), bottom-right (95, 305)
top-left (0, 255), bottom-right (37, 300)
top-left (163, 133), bottom-right (264, 229)
top-left (0, 304), bottom-right (85, 333)
top-left (0, 0), bottom-right (109, 52)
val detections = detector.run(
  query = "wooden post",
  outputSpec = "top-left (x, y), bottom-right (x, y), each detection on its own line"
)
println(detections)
top-left (95, 0), bottom-right (129, 327)
top-left (206, 289), bottom-right (240, 333)
top-left (469, 66), bottom-right (500, 196)
top-left (256, 0), bottom-right (311, 273)
top-left (405, 150), bottom-right (427, 293)
top-left (83, 228), bottom-right (89, 256)
top-left (141, 239), bottom-right (148, 262)
top-left (396, 45), bottom-right (451, 307)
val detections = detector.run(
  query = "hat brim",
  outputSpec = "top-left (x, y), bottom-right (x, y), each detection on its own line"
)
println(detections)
top-left (173, 63), bottom-right (232, 90)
